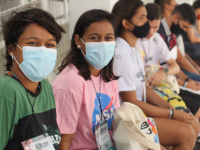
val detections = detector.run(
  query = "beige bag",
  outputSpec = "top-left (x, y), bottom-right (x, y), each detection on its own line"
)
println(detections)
top-left (112, 102), bottom-right (161, 150)
top-left (145, 65), bottom-right (180, 94)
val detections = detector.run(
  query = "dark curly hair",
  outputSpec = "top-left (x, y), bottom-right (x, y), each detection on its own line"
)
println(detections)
top-left (2, 8), bottom-right (66, 71)
top-left (59, 9), bottom-right (119, 82)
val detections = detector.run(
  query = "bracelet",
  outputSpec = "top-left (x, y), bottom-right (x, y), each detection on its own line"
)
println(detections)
top-left (168, 109), bottom-right (174, 119)
top-left (183, 78), bottom-right (190, 87)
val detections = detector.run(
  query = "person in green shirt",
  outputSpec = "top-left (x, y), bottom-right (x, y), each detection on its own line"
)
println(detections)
top-left (0, 8), bottom-right (65, 150)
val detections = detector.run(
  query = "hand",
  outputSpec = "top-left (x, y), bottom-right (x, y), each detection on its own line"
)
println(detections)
top-left (173, 110), bottom-right (194, 124)
top-left (148, 70), bottom-right (166, 86)
top-left (186, 80), bottom-right (200, 91)
top-left (160, 145), bottom-right (167, 150)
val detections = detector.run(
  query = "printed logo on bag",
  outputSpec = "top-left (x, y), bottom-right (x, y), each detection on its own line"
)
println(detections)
top-left (141, 118), bottom-right (159, 143)
top-left (42, 124), bottom-right (61, 146)
top-left (92, 93), bottom-right (115, 134)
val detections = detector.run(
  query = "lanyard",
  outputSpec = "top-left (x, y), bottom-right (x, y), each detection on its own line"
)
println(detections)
top-left (91, 74), bottom-right (105, 123)
top-left (141, 39), bottom-right (151, 64)
top-left (10, 71), bottom-right (46, 137)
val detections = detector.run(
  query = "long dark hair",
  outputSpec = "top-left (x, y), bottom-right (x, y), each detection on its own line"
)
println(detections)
top-left (111, 0), bottom-right (144, 36)
top-left (59, 9), bottom-right (119, 82)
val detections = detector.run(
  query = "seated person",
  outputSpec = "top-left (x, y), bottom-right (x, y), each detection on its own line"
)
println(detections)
top-left (181, 0), bottom-right (200, 61)
top-left (194, 0), bottom-right (200, 35)
top-left (154, 0), bottom-right (177, 19)
top-left (53, 10), bottom-right (120, 150)
top-left (0, 8), bottom-right (65, 149)
top-left (112, 0), bottom-right (199, 149)
top-left (137, 4), bottom-right (179, 86)
top-left (137, 4), bottom-right (200, 147)
top-left (157, 3), bottom-right (200, 83)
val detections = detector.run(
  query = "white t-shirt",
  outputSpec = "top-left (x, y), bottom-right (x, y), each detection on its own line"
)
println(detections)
top-left (137, 33), bottom-right (172, 66)
top-left (113, 37), bottom-right (145, 101)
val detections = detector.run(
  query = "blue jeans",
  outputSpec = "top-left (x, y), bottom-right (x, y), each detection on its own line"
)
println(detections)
top-left (182, 69), bottom-right (200, 82)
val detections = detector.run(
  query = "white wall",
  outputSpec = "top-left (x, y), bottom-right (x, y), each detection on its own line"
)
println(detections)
top-left (69, 0), bottom-right (118, 37)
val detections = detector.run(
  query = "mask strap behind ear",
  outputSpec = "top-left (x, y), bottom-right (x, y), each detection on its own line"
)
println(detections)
top-left (79, 39), bottom-right (86, 56)
top-left (15, 43), bottom-right (23, 50)
top-left (11, 53), bottom-right (20, 65)
top-left (80, 38), bottom-right (85, 45)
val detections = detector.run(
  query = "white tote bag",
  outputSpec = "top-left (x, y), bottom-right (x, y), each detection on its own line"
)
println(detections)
top-left (112, 102), bottom-right (160, 150)
top-left (145, 65), bottom-right (180, 94)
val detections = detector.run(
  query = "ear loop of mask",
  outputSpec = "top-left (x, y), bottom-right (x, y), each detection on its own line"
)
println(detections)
top-left (10, 43), bottom-right (23, 65)
top-left (80, 39), bottom-right (86, 56)
top-left (15, 43), bottom-right (23, 51)
top-left (11, 53), bottom-right (20, 65)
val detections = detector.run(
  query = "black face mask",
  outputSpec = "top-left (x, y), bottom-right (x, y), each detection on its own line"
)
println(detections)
top-left (129, 21), bottom-right (150, 38)
top-left (171, 21), bottom-right (185, 35)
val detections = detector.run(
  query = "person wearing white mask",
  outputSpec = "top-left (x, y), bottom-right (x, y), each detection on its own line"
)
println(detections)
top-left (0, 8), bottom-right (65, 150)
top-left (53, 10), bottom-right (120, 150)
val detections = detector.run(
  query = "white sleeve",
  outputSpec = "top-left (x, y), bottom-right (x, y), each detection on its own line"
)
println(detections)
top-left (177, 35), bottom-right (185, 56)
top-left (113, 46), bottom-right (136, 92)
top-left (157, 34), bottom-right (172, 63)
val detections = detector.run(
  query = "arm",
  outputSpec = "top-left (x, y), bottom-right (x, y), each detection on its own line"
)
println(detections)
top-left (176, 47), bottom-right (199, 74)
top-left (176, 70), bottom-right (189, 81)
top-left (120, 90), bottom-right (170, 118)
top-left (185, 53), bottom-right (200, 72)
top-left (186, 27), bottom-right (200, 43)
top-left (53, 90), bottom-right (82, 149)
top-left (147, 59), bottom-right (180, 86)
top-left (59, 134), bottom-right (75, 150)
top-left (146, 85), bottom-right (173, 109)
top-left (119, 90), bottom-right (193, 124)
top-left (195, 8), bottom-right (200, 34)
top-left (176, 70), bottom-right (200, 91)
top-left (197, 20), bottom-right (200, 35)
top-left (166, 58), bottom-right (180, 75)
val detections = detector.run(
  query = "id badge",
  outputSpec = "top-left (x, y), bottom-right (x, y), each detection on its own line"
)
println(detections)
top-left (95, 121), bottom-right (115, 150)
top-left (21, 133), bottom-right (55, 150)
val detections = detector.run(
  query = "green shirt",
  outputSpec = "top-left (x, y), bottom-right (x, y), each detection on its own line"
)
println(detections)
top-left (0, 75), bottom-right (61, 150)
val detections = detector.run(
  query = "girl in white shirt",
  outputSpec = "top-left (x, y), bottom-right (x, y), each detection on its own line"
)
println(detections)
top-left (112, 0), bottom-right (199, 149)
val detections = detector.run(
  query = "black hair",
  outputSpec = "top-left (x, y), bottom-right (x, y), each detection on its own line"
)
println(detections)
top-left (193, 0), bottom-right (200, 10)
top-left (2, 8), bottom-right (66, 71)
top-left (111, 0), bottom-right (144, 36)
top-left (154, 0), bottom-right (171, 13)
top-left (172, 3), bottom-right (196, 25)
top-left (59, 9), bottom-right (119, 82)
top-left (146, 3), bottom-right (162, 21)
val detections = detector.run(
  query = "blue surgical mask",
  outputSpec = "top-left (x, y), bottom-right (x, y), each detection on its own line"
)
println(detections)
top-left (11, 44), bottom-right (57, 82)
top-left (81, 39), bottom-right (115, 70)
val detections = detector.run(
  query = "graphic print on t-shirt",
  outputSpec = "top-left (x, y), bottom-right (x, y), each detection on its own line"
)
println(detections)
top-left (43, 123), bottom-right (61, 146)
top-left (92, 93), bottom-right (115, 134)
